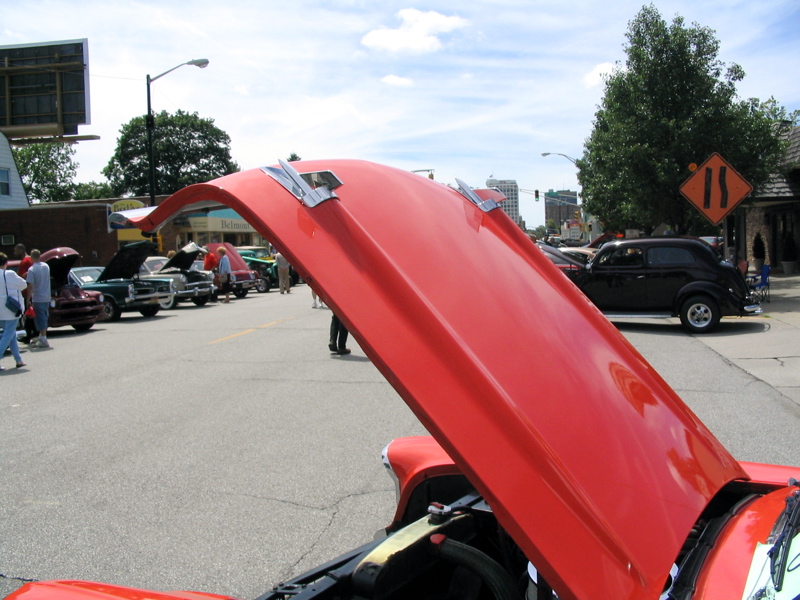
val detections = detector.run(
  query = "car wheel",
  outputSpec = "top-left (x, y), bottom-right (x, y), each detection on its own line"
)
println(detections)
top-left (256, 277), bottom-right (270, 293)
top-left (103, 299), bottom-right (122, 321)
top-left (159, 295), bottom-right (177, 310)
top-left (233, 288), bottom-right (248, 299)
top-left (679, 295), bottom-right (720, 333)
top-left (140, 306), bottom-right (160, 317)
top-left (192, 296), bottom-right (210, 306)
top-left (72, 323), bottom-right (94, 332)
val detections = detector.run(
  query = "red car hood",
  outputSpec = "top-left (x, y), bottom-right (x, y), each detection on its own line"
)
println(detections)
top-left (111, 159), bottom-right (745, 600)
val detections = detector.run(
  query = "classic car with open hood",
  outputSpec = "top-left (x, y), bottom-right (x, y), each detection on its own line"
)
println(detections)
top-left (204, 242), bottom-right (260, 298)
top-left (9, 160), bottom-right (799, 600)
top-left (9, 247), bottom-right (106, 339)
top-left (69, 241), bottom-right (175, 321)
top-left (138, 242), bottom-right (214, 309)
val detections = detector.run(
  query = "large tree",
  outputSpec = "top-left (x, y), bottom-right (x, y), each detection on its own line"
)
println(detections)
top-left (103, 109), bottom-right (239, 197)
top-left (12, 142), bottom-right (77, 203)
top-left (578, 4), bottom-right (797, 234)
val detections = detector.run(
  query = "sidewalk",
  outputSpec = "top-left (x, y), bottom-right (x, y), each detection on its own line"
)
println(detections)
top-left (699, 273), bottom-right (800, 406)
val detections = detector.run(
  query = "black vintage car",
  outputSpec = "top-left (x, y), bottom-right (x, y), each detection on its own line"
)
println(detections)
top-left (573, 237), bottom-right (761, 332)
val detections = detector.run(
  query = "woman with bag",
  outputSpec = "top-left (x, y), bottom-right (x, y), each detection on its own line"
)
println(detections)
top-left (0, 252), bottom-right (28, 370)
top-left (216, 246), bottom-right (232, 303)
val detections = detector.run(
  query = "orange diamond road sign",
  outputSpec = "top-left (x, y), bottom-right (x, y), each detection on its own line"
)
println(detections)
top-left (679, 153), bottom-right (753, 225)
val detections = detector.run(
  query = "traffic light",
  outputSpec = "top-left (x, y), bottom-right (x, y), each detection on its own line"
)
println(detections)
top-left (534, 189), bottom-right (539, 201)
top-left (574, 210), bottom-right (580, 220)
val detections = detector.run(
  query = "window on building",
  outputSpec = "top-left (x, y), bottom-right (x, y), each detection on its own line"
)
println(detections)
top-left (0, 169), bottom-right (10, 196)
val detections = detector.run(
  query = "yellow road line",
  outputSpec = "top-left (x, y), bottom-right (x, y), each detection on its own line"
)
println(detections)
top-left (208, 319), bottom-right (290, 344)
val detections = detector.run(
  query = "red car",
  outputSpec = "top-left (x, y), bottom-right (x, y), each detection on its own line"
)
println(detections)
top-left (8, 247), bottom-right (105, 338)
top-left (13, 160), bottom-right (800, 600)
top-left (204, 242), bottom-right (259, 298)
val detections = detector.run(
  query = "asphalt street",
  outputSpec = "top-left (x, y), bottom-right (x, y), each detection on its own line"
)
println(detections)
top-left (2, 282), bottom-right (799, 599)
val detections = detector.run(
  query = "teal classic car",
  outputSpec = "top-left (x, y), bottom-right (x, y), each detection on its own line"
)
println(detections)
top-left (69, 241), bottom-right (175, 320)
top-left (237, 247), bottom-right (300, 291)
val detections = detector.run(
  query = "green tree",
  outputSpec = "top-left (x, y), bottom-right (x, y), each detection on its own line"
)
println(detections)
top-left (73, 181), bottom-right (114, 200)
top-left (12, 142), bottom-right (77, 203)
top-left (578, 4), bottom-right (797, 234)
top-left (287, 153), bottom-right (302, 162)
top-left (103, 109), bottom-right (239, 197)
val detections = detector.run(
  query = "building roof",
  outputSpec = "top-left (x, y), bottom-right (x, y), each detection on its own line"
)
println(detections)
top-left (752, 125), bottom-right (800, 201)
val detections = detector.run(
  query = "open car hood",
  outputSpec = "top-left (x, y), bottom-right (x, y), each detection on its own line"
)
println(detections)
top-left (160, 242), bottom-right (202, 272)
top-left (41, 247), bottom-right (81, 287)
top-left (204, 242), bottom-right (251, 272)
top-left (112, 159), bottom-right (745, 599)
top-left (98, 241), bottom-right (158, 281)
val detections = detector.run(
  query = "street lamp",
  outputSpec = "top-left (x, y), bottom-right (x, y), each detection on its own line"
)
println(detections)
top-left (146, 58), bottom-right (209, 205)
top-left (541, 152), bottom-right (577, 165)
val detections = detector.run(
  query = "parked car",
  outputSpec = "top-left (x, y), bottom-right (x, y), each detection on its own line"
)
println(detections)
top-left (8, 247), bottom-right (105, 340)
top-left (559, 246), bottom-right (597, 264)
top-left (69, 241), bottom-right (175, 320)
top-left (699, 235), bottom-right (724, 255)
top-left (573, 237), bottom-right (761, 333)
top-left (235, 245), bottom-right (273, 259)
top-left (27, 159), bottom-right (798, 600)
top-left (536, 242), bottom-right (583, 278)
top-left (204, 242), bottom-right (260, 298)
top-left (237, 246), bottom-right (300, 290)
top-left (138, 242), bottom-right (214, 308)
top-left (236, 249), bottom-right (274, 292)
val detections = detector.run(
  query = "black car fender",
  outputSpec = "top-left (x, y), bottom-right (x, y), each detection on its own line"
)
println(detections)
top-left (674, 281), bottom-right (739, 315)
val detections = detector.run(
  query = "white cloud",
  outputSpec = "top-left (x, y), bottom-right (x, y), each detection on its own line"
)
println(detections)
top-left (381, 75), bottom-right (413, 87)
top-left (583, 62), bottom-right (615, 88)
top-left (361, 8), bottom-right (468, 54)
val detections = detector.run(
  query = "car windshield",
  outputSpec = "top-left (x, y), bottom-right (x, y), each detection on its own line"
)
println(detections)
top-left (142, 258), bottom-right (168, 272)
top-left (73, 267), bottom-right (103, 284)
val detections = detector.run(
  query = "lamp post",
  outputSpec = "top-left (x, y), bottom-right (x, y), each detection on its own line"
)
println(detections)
top-left (541, 152), bottom-right (577, 165)
top-left (146, 58), bottom-right (209, 206)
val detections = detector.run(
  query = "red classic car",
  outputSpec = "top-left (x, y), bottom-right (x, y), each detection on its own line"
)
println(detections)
top-left (13, 160), bottom-right (800, 600)
top-left (8, 247), bottom-right (106, 338)
top-left (204, 242), bottom-right (260, 298)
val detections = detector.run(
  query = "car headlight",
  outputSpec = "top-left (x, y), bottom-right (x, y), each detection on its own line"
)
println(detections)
top-left (128, 284), bottom-right (135, 299)
top-left (98, 294), bottom-right (104, 302)
top-left (179, 274), bottom-right (187, 283)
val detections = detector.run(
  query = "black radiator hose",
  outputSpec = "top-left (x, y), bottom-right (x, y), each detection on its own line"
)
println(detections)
top-left (429, 534), bottom-right (520, 600)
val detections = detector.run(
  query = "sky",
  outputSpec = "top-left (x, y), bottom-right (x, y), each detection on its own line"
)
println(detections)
top-left (3, 0), bottom-right (799, 227)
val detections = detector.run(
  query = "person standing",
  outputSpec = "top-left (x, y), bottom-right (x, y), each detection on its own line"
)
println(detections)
top-left (26, 249), bottom-right (52, 348)
top-left (275, 252), bottom-right (291, 294)
top-left (0, 252), bottom-right (28, 369)
top-left (14, 244), bottom-right (33, 279)
top-left (202, 246), bottom-right (218, 271)
top-left (216, 246), bottom-right (232, 303)
top-left (311, 287), bottom-right (325, 309)
top-left (329, 313), bottom-right (350, 355)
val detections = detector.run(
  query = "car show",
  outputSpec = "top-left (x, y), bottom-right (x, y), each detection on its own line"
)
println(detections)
top-left (2, 5), bottom-right (799, 600)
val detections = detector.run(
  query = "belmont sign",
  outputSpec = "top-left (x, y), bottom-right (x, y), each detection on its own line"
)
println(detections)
top-left (186, 215), bottom-right (257, 233)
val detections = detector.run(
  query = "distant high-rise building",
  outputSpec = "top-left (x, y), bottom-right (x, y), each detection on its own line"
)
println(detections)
top-left (544, 189), bottom-right (578, 230)
top-left (486, 178), bottom-right (524, 229)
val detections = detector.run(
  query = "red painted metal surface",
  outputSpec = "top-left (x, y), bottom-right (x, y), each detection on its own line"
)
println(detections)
top-left (383, 436), bottom-right (462, 526)
top-left (105, 160), bottom-right (746, 599)
top-left (693, 488), bottom-right (790, 597)
top-left (8, 581), bottom-right (236, 600)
